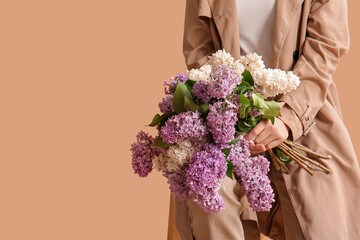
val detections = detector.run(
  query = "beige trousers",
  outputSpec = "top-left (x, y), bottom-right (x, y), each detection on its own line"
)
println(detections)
top-left (173, 162), bottom-right (306, 240)
top-left (173, 175), bottom-right (260, 240)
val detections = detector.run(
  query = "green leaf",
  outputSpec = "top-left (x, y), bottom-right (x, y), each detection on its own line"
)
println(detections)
top-left (238, 94), bottom-right (251, 119)
top-left (241, 69), bottom-right (254, 86)
top-left (227, 138), bottom-right (239, 146)
top-left (199, 103), bottom-right (209, 116)
top-left (248, 115), bottom-right (262, 128)
top-left (222, 148), bottom-right (232, 159)
top-left (242, 86), bottom-right (254, 94)
top-left (245, 105), bottom-right (252, 118)
top-left (263, 100), bottom-right (281, 117)
top-left (252, 94), bottom-right (281, 117)
top-left (263, 115), bottom-right (275, 124)
top-left (185, 79), bottom-right (197, 86)
top-left (158, 113), bottom-right (175, 130)
top-left (237, 120), bottom-right (252, 132)
top-left (226, 160), bottom-right (234, 179)
top-left (148, 114), bottom-right (161, 127)
top-left (252, 93), bottom-right (266, 109)
top-left (173, 80), bottom-right (193, 114)
top-left (153, 136), bottom-right (173, 148)
top-left (184, 96), bottom-right (200, 112)
top-left (234, 83), bottom-right (245, 94)
top-left (275, 148), bottom-right (292, 163)
top-left (148, 112), bottom-right (174, 127)
top-left (185, 80), bottom-right (196, 98)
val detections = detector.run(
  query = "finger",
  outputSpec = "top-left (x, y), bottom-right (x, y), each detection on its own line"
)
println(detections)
top-left (265, 139), bottom-right (282, 150)
top-left (249, 143), bottom-right (266, 153)
top-left (258, 133), bottom-right (280, 147)
top-left (250, 149), bottom-right (266, 155)
top-left (244, 118), bottom-right (268, 141)
top-left (254, 128), bottom-right (272, 145)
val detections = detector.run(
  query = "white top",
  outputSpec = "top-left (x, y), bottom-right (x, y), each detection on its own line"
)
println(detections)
top-left (236, 0), bottom-right (276, 68)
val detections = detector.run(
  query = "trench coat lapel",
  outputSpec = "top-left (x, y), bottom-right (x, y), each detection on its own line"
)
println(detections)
top-left (206, 0), bottom-right (241, 60)
top-left (271, 0), bottom-right (304, 68)
top-left (203, 0), bottom-right (304, 68)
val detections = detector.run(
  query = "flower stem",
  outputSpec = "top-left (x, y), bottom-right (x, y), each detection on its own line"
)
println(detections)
top-left (284, 140), bottom-right (331, 159)
top-left (278, 144), bottom-right (314, 176)
top-left (268, 149), bottom-right (281, 171)
top-left (290, 148), bottom-right (331, 174)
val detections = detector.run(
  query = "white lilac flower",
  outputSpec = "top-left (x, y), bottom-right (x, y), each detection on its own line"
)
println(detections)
top-left (239, 52), bottom-right (266, 73)
top-left (229, 60), bottom-right (246, 78)
top-left (207, 48), bottom-right (236, 69)
top-left (165, 139), bottom-right (199, 172)
top-left (186, 64), bottom-right (212, 81)
top-left (252, 68), bottom-right (300, 99)
top-left (152, 152), bottom-right (168, 172)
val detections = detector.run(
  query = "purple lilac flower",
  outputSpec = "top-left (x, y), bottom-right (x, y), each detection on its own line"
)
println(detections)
top-left (206, 101), bottom-right (238, 144)
top-left (160, 111), bottom-right (208, 144)
top-left (130, 131), bottom-right (165, 177)
top-left (193, 81), bottom-right (210, 103)
top-left (244, 91), bottom-right (252, 99)
top-left (166, 168), bottom-right (191, 201)
top-left (228, 93), bottom-right (242, 109)
top-left (193, 193), bottom-right (225, 214)
top-left (228, 135), bottom-right (275, 212)
top-left (164, 73), bottom-right (189, 95)
top-left (255, 86), bottom-right (265, 95)
top-left (186, 143), bottom-right (227, 213)
top-left (207, 65), bottom-right (241, 99)
top-left (158, 95), bottom-right (174, 113)
top-left (249, 108), bottom-right (262, 117)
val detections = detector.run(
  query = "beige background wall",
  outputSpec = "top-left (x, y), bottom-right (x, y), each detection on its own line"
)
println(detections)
top-left (0, 1), bottom-right (358, 239)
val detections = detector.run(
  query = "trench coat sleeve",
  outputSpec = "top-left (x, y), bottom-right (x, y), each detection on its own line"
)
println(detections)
top-left (183, 0), bottom-right (215, 70)
top-left (277, 0), bottom-right (350, 142)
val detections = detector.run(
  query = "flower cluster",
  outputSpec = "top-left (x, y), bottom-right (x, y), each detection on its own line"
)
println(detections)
top-left (158, 95), bottom-right (174, 113)
top-left (252, 68), bottom-right (300, 99)
top-left (166, 167), bottom-right (191, 201)
top-left (130, 131), bottom-right (165, 177)
top-left (204, 49), bottom-right (300, 98)
top-left (238, 52), bottom-right (266, 74)
top-left (186, 64), bottom-right (212, 81)
top-left (193, 81), bottom-right (210, 103)
top-left (192, 65), bottom-right (241, 103)
top-left (186, 143), bottom-right (227, 213)
top-left (206, 101), bottom-right (238, 144)
top-left (160, 111), bottom-right (208, 144)
top-left (164, 73), bottom-right (189, 95)
top-left (166, 140), bottom-right (200, 172)
top-left (228, 136), bottom-right (275, 212)
top-left (207, 65), bottom-right (241, 99)
top-left (131, 49), bottom-right (299, 214)
top-left (207, 48), bottom-right (236, 69)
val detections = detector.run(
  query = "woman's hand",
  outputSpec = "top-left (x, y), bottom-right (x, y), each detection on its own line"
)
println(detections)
top-left (244, 117), bottom-right (290, 154)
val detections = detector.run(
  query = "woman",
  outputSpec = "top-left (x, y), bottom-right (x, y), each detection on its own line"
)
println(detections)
top-left (169, 0), bottom-right (360, 239)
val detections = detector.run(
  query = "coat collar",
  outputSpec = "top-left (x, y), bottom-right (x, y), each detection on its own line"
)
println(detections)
top-left (202, 0), bottom-right (304, 68)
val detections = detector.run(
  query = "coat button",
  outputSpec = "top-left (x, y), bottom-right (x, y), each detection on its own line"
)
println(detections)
top-left (293, 50), bottom-right (299, 61)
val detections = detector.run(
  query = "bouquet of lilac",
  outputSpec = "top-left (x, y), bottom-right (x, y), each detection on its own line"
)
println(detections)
top-left (131, 49), bottom-right (304, 213)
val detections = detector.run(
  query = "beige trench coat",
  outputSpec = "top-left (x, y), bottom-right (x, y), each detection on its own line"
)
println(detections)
top-left (168, 0), bottom-right (360, 239)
